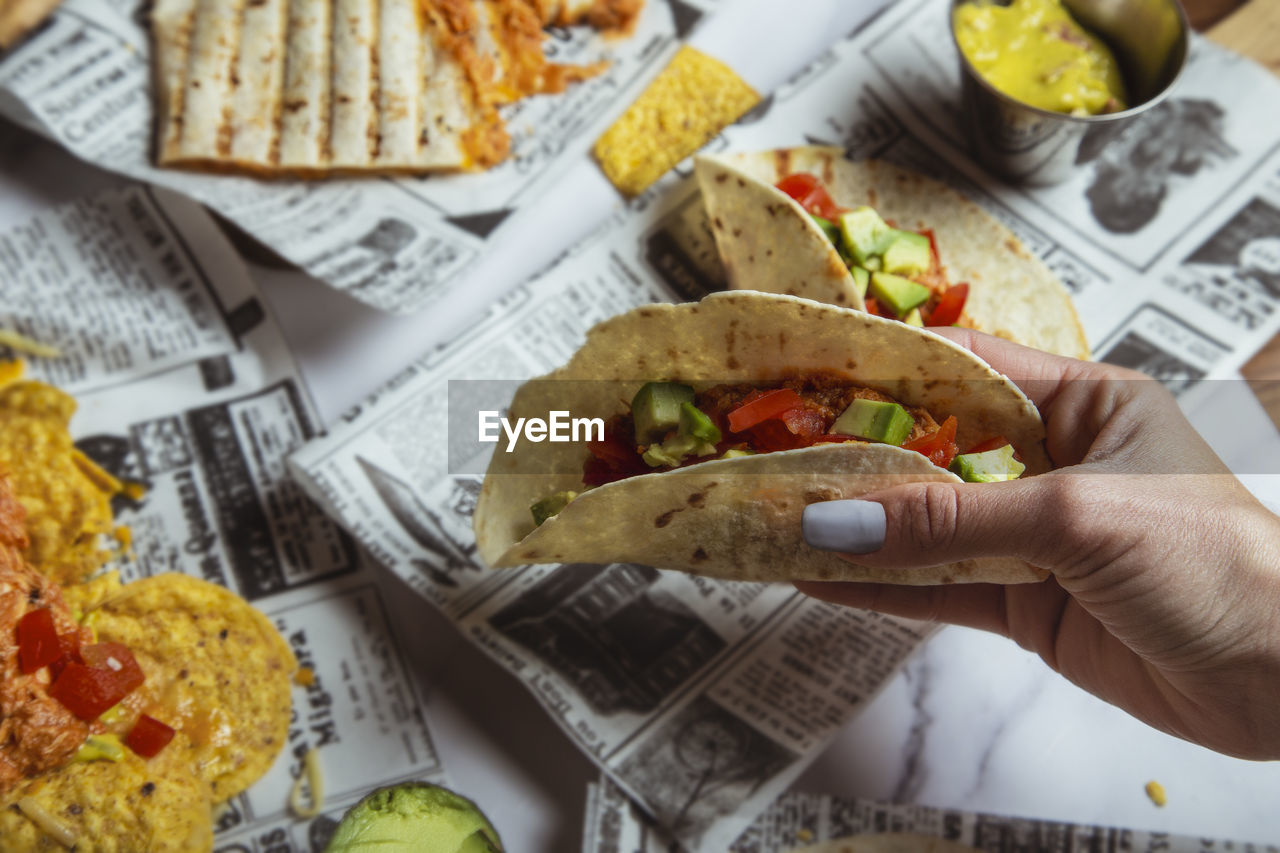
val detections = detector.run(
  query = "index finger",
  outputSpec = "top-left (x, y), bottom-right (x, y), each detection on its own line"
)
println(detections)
top-left (928, 326), bottom-right (1106, 410)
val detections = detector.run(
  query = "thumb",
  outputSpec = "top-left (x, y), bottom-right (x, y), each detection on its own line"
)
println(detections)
top-left (803, 477), bottom-right (1074, 572)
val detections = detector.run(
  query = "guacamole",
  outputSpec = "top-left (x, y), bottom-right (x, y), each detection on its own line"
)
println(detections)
top-left (954, 0), bottom-right (1127, 115)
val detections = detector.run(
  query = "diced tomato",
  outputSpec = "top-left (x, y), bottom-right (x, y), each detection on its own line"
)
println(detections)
top-left (586, 423), bottom-right (634, 465)
top-left (902, 416), bottom-right (959, 469)
top-left (864, 297), bottom-right (882, 317)
top-left (926, 283), bottom-right (968, 327)
top-left (775, 174), bottom-right (844, 221)
top-left (125, 715), bottom-right (176, 758)
top-left (48, 632), bottom-right (83, 682)
top-left (583, 418), bottom-right (650, 486)
top-left (48, 662), bottom-right (132, 721)
top-left (921, 228), bottom-right (942, 272)
top-left (17, 608), bottom-right (61, 674)
top-left (727, 389), bottom-right (804, 433)
top-left (780, 407), bottom-right (827, 442)
top-left (966, 436), bottom-right (1013, 454)
top-left (80, 642), bottom-right (146, 695)
top-left (745, 419), bottom-right (804, 452)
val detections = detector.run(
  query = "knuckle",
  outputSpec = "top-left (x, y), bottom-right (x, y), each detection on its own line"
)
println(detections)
top-left (900, 483), bottom-right (961, 552)
top-left (1029, 474), bottom-right (1093, 566)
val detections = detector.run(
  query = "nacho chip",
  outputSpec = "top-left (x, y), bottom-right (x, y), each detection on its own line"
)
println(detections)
top-left (593, 45), bottom-right (759, 196)
top-left (0, 368), bottom-right (122, 584)
top-left (86, 574), bottom-right (295, 802)
top-left (60, 569), bottom-right (125, 617)
top-left (0, 733), bottom-right (212, 852)
top-left (0, 476), bottom-right (94, 797)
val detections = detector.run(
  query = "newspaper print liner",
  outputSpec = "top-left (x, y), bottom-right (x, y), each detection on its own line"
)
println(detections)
top-left (152, 0), bottom-right (598, 174)
top-left (473, 291), bottom-right (1051, 586)
top-left (788, 836), bottom-right (979, 853)
top-left (695, 148), bottom-right (1091, 361)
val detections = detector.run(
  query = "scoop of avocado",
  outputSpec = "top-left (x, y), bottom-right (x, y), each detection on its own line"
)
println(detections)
top-left (949, 444), bottom-right (1025, 483)
top-left (325, 782), bottom-right (503, 853)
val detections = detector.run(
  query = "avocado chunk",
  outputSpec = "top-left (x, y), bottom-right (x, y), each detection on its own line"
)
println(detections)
top-left (73, 734), bottom-right (125, 763)
top-left (869, 272), bottom-right (930, 317)
top-left (631, 382), bottom-right (694, 444)
top-left (811, 215), bottom-right (841, 247)
top-left (642, 403), bottom-right (720, 468)
top-left (838, 207), bottom-right (894, 265)
top-left (902, 307), bottom-right (924, 327)
top-left (325, 782), bottom-right (503, 853)
top-left (530, 491), bottom-right (578, 526)
top-left (679, 402), bottom-right (721, 444)
top-left (882, 230), bottom-right (932, 276)
top-left (830, 399), bottom-right (914, 446)
top-left (850, 266), bottom-right (870, 301)
top-left (949, 445), bottom-right (1025, 482)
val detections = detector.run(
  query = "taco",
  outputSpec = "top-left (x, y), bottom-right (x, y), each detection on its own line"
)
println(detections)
top-left (473, 291), bottom-right (1050, 586)
top-left (694, 147), bottom-right (1089, 360)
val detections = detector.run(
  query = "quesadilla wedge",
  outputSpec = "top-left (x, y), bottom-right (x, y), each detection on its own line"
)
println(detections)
top-left (473, 291), bottom-right (1050, 585)
top-left (694, 147), bottom-right (1089, 360)
top-left (152, 0), bottom-right (640, 175)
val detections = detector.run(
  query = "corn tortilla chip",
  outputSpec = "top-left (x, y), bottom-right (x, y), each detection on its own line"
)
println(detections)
top-left (0, 371), bottom-right (122, 584)
top-left (594, 45), bottom-right (759, 196)
top-left (0, 733), bottom-right (212, 853)
top-left (85, 574), bottom-right (296, 802)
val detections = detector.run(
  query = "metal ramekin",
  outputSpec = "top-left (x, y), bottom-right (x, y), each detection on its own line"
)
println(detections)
top-left (951, 0), bottom-right (1190, 185)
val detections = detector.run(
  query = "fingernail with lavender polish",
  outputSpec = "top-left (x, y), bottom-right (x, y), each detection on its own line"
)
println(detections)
top-left (802, 500), bottom-right (886, 554)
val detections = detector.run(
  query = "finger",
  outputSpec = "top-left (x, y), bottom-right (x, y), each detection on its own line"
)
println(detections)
top-left (794, 579), bottom-right (1012, 636)
top-left (802, 477), bottom-right (1073, 572)
top-left (929, 326), bottom-right (1104, 411)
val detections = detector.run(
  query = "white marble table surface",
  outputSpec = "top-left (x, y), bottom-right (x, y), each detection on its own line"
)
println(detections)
top-left (4, 80), bottom-right (1280, 850)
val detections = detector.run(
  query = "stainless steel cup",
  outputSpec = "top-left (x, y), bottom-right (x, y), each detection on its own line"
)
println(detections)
top-left (951, 0), bottom-right (1190, 185)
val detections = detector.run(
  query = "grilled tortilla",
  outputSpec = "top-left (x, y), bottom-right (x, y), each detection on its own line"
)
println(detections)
top-left (473, 291), bottom-right (1050, 585)
top-left (695, 147), bottom-right (1089, 360)
top-left (153, 0), bottom-right (640, 175)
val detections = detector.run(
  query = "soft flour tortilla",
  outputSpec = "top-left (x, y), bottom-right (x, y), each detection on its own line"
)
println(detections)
top-left (473, 291), bottom-right (1050, 585)
top-left (0, 0), bottom-right (62, 48)
top-left (694, 148), bottom-right (1089, 360)
top-left (152, 0), bottom-right (476, 174)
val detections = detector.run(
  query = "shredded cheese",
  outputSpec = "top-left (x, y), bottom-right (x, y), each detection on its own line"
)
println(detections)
top-left (0, 331), bottom-right (60, 358)
top-left (289, 747), bottom-right (325, 818)
top-left (1145, 780), bottom-right (1167, 807)
top-left (16, 796), bottom-right (77, 848)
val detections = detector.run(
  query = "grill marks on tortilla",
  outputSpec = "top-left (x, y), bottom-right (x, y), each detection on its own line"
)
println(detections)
top-left (156, 0), bottom-right (624, 173)
top-left (156, 0), bottom-right (492, 172)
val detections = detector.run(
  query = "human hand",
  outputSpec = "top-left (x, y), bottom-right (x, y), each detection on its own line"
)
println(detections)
top-left (797, 328), bottom-right (1280, 759)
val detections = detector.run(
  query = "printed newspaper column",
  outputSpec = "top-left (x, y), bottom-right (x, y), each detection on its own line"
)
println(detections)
top-left (580, 775), bottom-right (1279, 853)
top-left (0, 186), bottom-right (239, 393)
